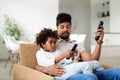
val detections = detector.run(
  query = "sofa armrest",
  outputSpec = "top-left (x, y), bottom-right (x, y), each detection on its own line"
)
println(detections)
top-left (13, 64), bottom-right (54, 80)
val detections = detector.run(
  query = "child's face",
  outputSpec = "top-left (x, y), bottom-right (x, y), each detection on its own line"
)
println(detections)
top-left (42, 37), bottom-right (57, 52)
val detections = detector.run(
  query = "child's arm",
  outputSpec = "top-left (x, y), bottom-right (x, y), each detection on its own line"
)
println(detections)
top-left (55, 50), bottom-right (74, 63)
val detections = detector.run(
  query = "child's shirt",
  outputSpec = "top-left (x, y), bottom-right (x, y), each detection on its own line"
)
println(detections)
top-left (36, 48), bottom-right (73, 67)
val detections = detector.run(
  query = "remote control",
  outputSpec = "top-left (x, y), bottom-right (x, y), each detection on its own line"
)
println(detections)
top-left (66, 44), bottom-right (78, 59)
top-left (95, 21), bottom-right (104, 41)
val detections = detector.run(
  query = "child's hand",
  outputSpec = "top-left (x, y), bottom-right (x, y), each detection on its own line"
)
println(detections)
top-left (64, 50), bottom-right (77, 59)
top-left (64, 50), bottom-right (71, 59)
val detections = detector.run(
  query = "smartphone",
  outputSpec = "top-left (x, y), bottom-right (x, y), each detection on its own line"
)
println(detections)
top-left (95, 21), bottom-right (104, 41)
top-left (66, 44), bottom-right (78, 59)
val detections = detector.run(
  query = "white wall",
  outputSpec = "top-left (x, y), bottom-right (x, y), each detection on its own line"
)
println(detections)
top-left (0, 0), bottom-right (58, 41)
top-left (0, 0), bottom-right (58, 58)
top-left (110, 0), bottom-right (120, 32)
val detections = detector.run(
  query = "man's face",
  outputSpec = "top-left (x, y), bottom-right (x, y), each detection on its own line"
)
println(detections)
top-left (57, 22), bottom-right (71, 40)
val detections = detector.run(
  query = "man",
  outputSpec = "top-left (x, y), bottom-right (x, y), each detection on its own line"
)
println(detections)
top-left (35, 12), bottom-right (120, 80)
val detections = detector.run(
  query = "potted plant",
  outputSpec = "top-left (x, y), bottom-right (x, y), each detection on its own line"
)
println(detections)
top-left (4, 15), bottom-right (21, 40)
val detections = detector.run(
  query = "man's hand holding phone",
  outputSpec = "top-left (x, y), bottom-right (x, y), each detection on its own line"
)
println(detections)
top-left (95, 21), bottom-right (104, 44)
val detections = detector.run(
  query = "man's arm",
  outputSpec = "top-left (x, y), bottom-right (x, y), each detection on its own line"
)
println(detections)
top-left (35, 65), bottom-right (65, 76)
top-left (80, 27), bottom-right (104, 61)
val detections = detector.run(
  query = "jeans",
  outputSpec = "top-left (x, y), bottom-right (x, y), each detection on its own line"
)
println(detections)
top-left (67, 68), bottom-right (120, 80)
top-left (95, 68), bottom-right (120, 80)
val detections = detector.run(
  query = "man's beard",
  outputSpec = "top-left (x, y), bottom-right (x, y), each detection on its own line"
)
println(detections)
top-left (59, 32), bottom-right (70, 40)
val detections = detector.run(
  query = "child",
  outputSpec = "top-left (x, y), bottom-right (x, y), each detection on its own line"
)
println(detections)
top-left (36, 28), bottom-right (104, 80)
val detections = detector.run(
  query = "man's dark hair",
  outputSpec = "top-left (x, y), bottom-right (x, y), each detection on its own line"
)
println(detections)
top-left (56, 12), bottom-right (71, 27)
top-left (36, 28), bottom-right (58, 48)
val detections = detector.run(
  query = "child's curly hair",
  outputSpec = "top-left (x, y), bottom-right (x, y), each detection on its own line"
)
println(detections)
top-left (36, 28), bottom-right (58, 48)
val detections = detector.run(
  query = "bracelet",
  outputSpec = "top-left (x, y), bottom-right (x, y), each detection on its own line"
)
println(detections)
top-left (97, 40), bottom-right (103, 44)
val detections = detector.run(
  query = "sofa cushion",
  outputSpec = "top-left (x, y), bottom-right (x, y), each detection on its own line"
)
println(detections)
top-left (19, 43), bottom-right (40, 69)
